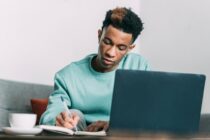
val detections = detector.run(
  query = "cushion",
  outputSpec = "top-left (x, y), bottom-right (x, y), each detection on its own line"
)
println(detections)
top-left (31, 98), bottom-right (48, 124)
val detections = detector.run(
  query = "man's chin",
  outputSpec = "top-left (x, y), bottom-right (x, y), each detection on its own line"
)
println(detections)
top-left (101, 63), bottom-right (117, 71)
top-left (101, 62), bottom-right (114, 68)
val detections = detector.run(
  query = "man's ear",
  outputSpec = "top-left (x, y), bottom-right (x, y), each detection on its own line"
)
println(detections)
top-left (128, 44), bottom-right (135, 52)
top-left (98, 29), bottom-right (102, 43)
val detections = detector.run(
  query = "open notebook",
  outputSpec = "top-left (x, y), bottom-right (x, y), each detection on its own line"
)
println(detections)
top-left (38, 125), bottom-right (106, 136)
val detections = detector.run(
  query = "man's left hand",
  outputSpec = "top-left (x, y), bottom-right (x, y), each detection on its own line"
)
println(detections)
top-left (86, 121), bottom-right (109, 132)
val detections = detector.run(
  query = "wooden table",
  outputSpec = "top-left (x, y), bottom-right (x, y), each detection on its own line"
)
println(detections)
top-left (1, 131), bottom-right (210, 140)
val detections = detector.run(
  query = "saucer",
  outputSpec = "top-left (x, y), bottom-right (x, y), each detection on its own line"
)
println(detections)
top-left (2, 127), bottom-right (43, 136)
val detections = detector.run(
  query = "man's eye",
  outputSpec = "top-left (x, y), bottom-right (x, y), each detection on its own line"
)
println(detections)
top-left (103, 39), bottom-right (112, 45)
top-left (118, 46), bottom-right (127, 51)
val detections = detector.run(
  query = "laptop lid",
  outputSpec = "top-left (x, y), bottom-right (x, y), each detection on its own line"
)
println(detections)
top-left (109, 70), bottom-right (206, 134)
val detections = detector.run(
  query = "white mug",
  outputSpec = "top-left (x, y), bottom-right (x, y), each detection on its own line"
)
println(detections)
top-left (9, 113), bottom-right (37, 128)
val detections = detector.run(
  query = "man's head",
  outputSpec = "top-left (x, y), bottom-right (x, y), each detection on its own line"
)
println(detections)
top-left (102, 7), bottom-right (143, 43)
top-left (93, 7), bottom-right (143, 72)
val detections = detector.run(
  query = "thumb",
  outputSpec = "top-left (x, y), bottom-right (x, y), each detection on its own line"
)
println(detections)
top-left (72, 113), bottom-right (80, 126)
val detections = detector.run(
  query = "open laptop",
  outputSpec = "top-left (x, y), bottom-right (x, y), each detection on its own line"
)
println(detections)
top-left (109, 70), bottom-right (206, 135)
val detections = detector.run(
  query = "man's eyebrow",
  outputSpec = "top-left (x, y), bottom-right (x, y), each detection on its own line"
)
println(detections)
top-left (104, 37), bottom-right (128, 47)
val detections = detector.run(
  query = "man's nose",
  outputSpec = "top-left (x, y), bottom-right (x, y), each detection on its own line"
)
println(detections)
top-left (106, 46), bottom-right (116, 57)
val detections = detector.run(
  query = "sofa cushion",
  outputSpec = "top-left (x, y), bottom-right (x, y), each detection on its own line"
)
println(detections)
top-left (31, 98), bottom-right (48, 124)
top-left (0, 79), bottom-right (53, 129)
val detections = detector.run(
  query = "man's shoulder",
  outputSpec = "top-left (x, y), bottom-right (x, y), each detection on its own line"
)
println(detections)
top-left (121, 53), bottom-right (150, 70)
top-left (124, 53), bottom-right (148, 62)
top-left (73, 54), bottom-right (96, 66)
top-left (56, 54), bottom-right (96, 75)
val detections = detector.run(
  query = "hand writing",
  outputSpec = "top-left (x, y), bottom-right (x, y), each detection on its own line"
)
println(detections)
top-left (86, 121), bottom-right (109, 132)
top-left (55, 111), bottom-right (79, 129)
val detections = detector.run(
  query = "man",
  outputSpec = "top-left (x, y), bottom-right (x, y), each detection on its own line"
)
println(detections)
top-left (40, 7), bottom-right (150, 132)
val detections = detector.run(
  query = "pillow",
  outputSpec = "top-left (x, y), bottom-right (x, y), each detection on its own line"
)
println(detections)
top-left (31, 98), bottom-right (48, 124)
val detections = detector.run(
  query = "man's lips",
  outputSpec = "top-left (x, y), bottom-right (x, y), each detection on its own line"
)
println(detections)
top-left (102, 58), bottom-right (114, 65)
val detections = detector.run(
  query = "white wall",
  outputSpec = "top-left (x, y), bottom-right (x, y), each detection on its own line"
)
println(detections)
top-left (0, 0), bottom-right (209, 113)
top-left (0, 0), bottom-right (141, 85)
top-left (140, 0), bottom-right (210, 113)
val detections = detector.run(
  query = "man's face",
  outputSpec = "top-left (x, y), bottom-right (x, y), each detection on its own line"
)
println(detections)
top-left (95, 25), bottom-right (135, 72)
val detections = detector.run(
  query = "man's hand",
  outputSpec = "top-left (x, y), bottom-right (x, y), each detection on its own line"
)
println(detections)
top-left (55, 111), bottom-right (79, 129)
top-left (86, 121), bottom-right (109, 132)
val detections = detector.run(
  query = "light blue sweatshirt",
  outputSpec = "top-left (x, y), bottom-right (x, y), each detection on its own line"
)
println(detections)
top-left (40, 53), bottom-right (150, 125)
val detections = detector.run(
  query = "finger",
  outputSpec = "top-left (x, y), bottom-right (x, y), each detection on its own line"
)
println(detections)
top-left (56, 113), bottom-right (77, 129)
top-left (93, 126), bottom-right (100, 132)
top-left (87, 123), bottom-right (100, 132)
top-left (55, 120), bottom-right (62, 126)
top-left (62, 121), bottom-right (74, 129)
top-left (95, 122), bottom-right (105, 131)
top-left (66, 113), bottom-right (79, 126)
top-left (87, 126), bottom-right (95, 132)
top-left (86, 123), bottom-right (94, 129)
top-left (90, 121), bottom-right (108, 132)
top-left (103, 123), bottom-right (109, 131)
top-left (67, 118), bottom-right (75, 127)
top-left (56, 115), bottom-right (64, 126)
top-left (86, 124), bottom-right (95, 131)
top-left (72, 114), bottom-right (80, 126)
top-left (61, 111), bottom-right (69, 121)
top-left (98, 121), bottom-right (107, 131)
top-left (96, 121), bottom-right (108, 131)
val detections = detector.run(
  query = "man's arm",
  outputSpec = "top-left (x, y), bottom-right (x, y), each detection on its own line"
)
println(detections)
top-left (39, 73), bottom-right (71, 125)
top-left (39, 73), bottom-right (87, 130)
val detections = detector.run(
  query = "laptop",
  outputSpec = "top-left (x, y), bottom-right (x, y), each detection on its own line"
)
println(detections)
top-left (109, 70), bottom-right (206, 135)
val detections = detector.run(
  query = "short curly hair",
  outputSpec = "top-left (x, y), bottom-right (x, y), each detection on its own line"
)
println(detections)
top-left (102, 7), bottom-right (143, 43)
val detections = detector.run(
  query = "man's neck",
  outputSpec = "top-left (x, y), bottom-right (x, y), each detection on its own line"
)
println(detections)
top-left (91, 55), bottom-right (118, 73)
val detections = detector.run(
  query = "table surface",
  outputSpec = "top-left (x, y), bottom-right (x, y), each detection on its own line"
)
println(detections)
top-left (1, 131), bottom-right (210, 140)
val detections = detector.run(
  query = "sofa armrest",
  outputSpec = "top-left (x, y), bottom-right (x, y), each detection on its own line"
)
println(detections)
top-left (199, 114), bottom-right (210, 132)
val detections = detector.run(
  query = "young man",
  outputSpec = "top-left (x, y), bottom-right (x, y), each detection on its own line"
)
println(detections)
top-left (40, 7), bottom-right (150, 132)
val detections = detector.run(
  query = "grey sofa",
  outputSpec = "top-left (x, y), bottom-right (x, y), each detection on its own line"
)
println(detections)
top-left (0, 79), bottom-right (53, 130)
top-left (0, 78), bottom-right (210, 133)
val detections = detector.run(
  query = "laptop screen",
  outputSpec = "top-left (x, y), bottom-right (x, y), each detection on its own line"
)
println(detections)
top-left (109, 70), bottom-right (206, 134)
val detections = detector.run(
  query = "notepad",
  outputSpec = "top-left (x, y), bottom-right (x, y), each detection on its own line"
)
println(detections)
top-left (38, 125), bottom-right (106, 136)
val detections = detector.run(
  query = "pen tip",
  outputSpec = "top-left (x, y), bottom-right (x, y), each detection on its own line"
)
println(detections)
top-left (60, 96), bottom-right (64, 101)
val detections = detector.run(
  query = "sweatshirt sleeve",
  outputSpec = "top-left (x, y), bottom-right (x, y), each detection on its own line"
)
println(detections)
top-left (39, 73), bottom-right (71, 125)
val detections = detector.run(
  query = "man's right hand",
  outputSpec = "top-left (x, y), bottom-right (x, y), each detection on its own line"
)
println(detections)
top-left (55, 111), bottom-right (79, 129)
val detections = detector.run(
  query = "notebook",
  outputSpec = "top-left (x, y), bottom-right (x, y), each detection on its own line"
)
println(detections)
top-left (38, 125), bottom-right (106, 136)
top-left (109, 70), bottom-right (206, 134)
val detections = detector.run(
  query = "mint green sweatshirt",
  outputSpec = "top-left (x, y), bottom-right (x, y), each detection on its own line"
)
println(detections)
top-left (40, 53), bottom-right (150, 125)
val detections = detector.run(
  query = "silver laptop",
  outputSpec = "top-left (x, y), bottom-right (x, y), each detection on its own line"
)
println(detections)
top-left (109, 70), bottom-right (206, 134)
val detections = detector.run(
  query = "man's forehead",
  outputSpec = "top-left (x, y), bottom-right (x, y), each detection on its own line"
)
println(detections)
top-left (102, 25), bottom-right (133, 44)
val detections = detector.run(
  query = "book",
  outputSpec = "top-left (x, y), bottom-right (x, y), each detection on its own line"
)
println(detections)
top-left (38, 125), bottom-right (106, 136)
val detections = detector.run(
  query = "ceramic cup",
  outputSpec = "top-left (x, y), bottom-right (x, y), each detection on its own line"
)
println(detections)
top-left (9, 113), bottom-right (37, 128)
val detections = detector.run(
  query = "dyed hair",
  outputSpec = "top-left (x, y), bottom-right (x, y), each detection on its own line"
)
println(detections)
top-left (102, 7), bottom-right (143, 43)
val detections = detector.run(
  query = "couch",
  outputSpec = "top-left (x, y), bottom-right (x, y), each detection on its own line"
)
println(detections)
top-left (0, 78), bottom-right (53, 130)
top-left (0, 78), bottom-right (210, 133)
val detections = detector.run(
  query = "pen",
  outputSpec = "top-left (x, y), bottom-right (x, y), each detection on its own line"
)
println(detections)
top-left (60, 96), bottom-right (78, 131)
